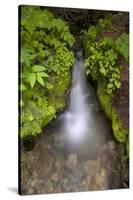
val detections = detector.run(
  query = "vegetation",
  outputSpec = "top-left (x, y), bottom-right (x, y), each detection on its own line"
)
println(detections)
top-left (83, 16), bottom-right (129, 157)
top-left (84, 18), bottom-right (129, 95)
top-left (20, 6), bottom-right (75, 138)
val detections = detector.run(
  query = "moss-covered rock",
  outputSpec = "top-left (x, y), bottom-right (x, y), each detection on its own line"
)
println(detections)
top-left (97, 81), bottom-right (128, 143)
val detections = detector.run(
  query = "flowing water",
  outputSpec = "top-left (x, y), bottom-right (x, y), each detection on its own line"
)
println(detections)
top-left (55, 49), bottom-right (113, 159)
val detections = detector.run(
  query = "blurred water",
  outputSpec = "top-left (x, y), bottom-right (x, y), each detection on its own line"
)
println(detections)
top-left (55, 49), bottom-right (112, 159)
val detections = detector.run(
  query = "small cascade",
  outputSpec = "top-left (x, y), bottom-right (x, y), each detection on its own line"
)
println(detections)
top-left (55, 49), bottom-right (112, 159)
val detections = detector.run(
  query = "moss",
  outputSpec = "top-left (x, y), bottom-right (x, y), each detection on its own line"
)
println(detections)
top-left (47, 71), bottom-right (71, 112)
top-left (97, 82), bottom-right (112, 119)
top-left (112, 108), bottom-right (128, 142)
top-left (97, 81), bottom-right (128, 143)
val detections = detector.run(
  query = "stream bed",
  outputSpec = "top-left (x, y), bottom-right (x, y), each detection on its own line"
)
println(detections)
top-left (20, 128), bottom-right (126, 195)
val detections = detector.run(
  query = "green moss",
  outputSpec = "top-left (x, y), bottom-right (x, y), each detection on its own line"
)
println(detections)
top-left (47, 72), bottom-right (71, 112)
top-left (97, 81), bottom-right (128, 143)
top-left (97, 82), bottom-right (112, 119)
top-left (112, 108), bottom-right (128, 142)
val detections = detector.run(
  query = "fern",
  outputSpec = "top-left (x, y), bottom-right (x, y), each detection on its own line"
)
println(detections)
top-left (20, 5), bottom-right (75, 138)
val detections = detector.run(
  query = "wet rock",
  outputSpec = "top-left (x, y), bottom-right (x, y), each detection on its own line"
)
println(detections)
top-left (46, 180), bottom-right (54, 193)
top-left (95, 168), bottom-right (108, 189)
top-left (35, 149), bottom-right (55, 178)
top-left (53, 134), bottom-right (65, 149)
top-left (62, 178), bottom-right (69, 190)
top-left (50, 172), bottom-right (59, 182)
top-left (46, 144), bottom-right (52, 149)
top-left (55, 184), bottom-right (63, 193)
top-left (55, 154), bottom-right (65, 171)
top-left (81, 178), bottom-right (90, 191)
top-left (27, 188), bottom-right (34, 195)
top-left (107, 140), bottom-right (116, 150)
top-left (66, 153), bottom-right (78, 171)
top-left (30, 180), bottom-right (36, 187)
top-left (84, 160), bottom-right (98, 176)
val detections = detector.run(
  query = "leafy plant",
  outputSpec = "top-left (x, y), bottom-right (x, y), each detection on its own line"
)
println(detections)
top-left (84, 18), bottom-right (128, 95)
top-left (115, 33), bottom-right (129, 61)
top-left (20, 6), bottom-right (75, 138)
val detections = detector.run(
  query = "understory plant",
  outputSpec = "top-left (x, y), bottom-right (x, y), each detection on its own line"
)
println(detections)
top-left (20, 6), bottom-right (75, 138)
top-left (84, 18), bottom-right (129, 95)
top-left (83, 16), bottom-right (129, 157)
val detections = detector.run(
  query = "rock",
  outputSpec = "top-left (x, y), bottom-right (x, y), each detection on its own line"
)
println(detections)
top-left (53, 134), bottom-right (65, 149)
top-left (62, 178), bottom-right (69, 191)
top-left (50, 172), bottom-right (59, 182)
top-left (55, 155), bottom-right (65, 171)
top-left (27, 188), bottom-right (34, 195)
top-left (46, 144), bottom-right (52, 149)
top-left (107, 140), bottom-right (116, 150)
top-left (84, 160), bottom-right (98, 176)
top-left (55, 184), bottom-right (62, 193)
top-left (66, 153), bottom-right (78, 171)
top-left (36, 149), bottom-right (55, 178)
top-left (30, 179), bottom-right (37, 187)
top-left (95, 168), bottom-right (108, 189)
top-left (46, 181), bottom-right (54, 193)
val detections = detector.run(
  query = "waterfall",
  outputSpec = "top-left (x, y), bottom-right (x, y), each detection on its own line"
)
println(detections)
top-left (64, 49), bottom-right (92, 143)
top-left (55, 49), bottom-right (112, 158)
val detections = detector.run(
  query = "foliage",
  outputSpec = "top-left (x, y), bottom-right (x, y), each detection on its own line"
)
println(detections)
top-left (83, 17), bottom-right (129, 155)
top-left (84, 19), bottom-right (129, 95)
top-left (20, 6), bottom-right (75, 138)
top-left (115, 33), bottom-right (129, 61)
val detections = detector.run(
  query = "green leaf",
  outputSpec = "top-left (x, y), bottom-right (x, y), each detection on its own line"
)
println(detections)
top-left (28, 114), bottom-right (34, 121)
top-left (20, 83), bottom-right (27, 91)
top-left (29, 73), bottom-right (36, 88)
top-left (20, 99), bottom-right (24, 107)
top-left (100, 67), bottom-right (106, 76)
top-left (46, 83), bottom-right (53, 90)
top-left (37, 74), bottom-right (44, 86)
top-left (108, 83), bottom-right (113, 89)
top-left (115, 81), bottom-right (121, 88)
top-left (37, 72), bottom-right (49, 78)
top-left (32, 65), bottom-right (46, 72)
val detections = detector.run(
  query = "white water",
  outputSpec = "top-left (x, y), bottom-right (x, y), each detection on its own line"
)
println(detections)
top-left (64, 50), bottom-right (91, 143)
top-left (55, 49), bottom-right (112, 158)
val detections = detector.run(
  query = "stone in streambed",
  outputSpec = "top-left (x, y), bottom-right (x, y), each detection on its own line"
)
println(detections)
top-left (50, 172), bottom-right (59, 182)
top-left (46, 180), bottom-right (54, 193)
top-left (27, 188), bottom-right (35, 195)
top-left (66, 153), bottom-right (78, 171)
top-left (84, 160), bottom-right (98, 176)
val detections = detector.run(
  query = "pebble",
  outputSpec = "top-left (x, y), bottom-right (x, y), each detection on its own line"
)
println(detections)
top-left (27, 188), bottom-right (34, 195)
top-left (84, 160), bottom-right (97, 176)
top-left (50, 172), bottom-right (59, 182)
top-left (82, 179), bottom-right (87, 186)
top-left (30, 179), bottom-right (37, 187)
top-left (66, 153), bottom-right (78, 171)
top-left (46, 181), bottom-right (54, 193)
top-left (55, 184), bottom-right (62, 193)
top-left (62, 178), bottom-right (69, 191)
top-left (47, 185), bottom-right (54, 193)
top-left (95, 168), bottom-right (108, 189)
